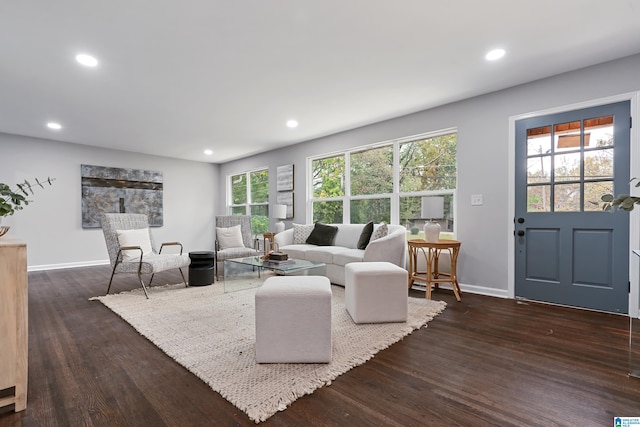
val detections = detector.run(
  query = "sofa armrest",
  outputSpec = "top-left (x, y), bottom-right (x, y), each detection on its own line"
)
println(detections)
top-left (363, 228), bottom-right (407, 268)
top-left (274, 228), bottom-right (294, 248)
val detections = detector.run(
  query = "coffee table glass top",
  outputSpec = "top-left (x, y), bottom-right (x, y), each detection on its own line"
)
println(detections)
top-left (223, 256), bottom-right (326, 293)
top-left (226, 256), bottom-right (325, 273)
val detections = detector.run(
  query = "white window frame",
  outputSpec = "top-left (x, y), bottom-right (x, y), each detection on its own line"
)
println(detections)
top-left (306, 128), bottom-right (458, 237)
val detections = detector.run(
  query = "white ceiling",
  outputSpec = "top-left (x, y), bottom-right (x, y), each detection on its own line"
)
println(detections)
top-left (1, 1), bottom-right (640, 164)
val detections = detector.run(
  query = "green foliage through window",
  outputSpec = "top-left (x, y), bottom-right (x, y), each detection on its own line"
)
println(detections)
top-left (229, 168), bottom-right (269, 234)
top-left (310, 131), bottom-right (457, 236)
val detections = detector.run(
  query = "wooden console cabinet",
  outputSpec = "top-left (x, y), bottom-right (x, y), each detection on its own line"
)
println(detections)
top-left (0, 238), bottom-right (28, 412)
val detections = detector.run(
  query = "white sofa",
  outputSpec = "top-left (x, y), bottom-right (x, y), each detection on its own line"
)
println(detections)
top-left (274, 224), bottom-right (407, 286)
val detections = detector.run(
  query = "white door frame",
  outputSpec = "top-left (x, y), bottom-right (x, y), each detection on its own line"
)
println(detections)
top-left (507, 92), bottom-right (640, 316)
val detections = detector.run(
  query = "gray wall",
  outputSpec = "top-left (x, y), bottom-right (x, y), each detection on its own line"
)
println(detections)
top-left (2, 54), bottom-right (638, 291)
top-left (0, 134), bottom-right (218, 269)
top-left (219, 53), bottom-right (640, 296)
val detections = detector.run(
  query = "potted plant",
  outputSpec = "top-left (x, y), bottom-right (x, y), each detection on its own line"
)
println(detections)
top-left (0, 177), bottom-right (55, 236)
top-left (601, 178), bottom-right (640, 211)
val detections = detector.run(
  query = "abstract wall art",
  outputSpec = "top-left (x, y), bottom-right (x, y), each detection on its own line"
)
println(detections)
top-left (276, 164), bottom-right (294, 192)
top-left (81, 165), bottom-right (163, 228)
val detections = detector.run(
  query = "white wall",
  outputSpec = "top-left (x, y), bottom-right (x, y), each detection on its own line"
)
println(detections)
top-left (219, 53), bottom-right (640, 297)
top-left (0, 134), bottom-right (218, 269)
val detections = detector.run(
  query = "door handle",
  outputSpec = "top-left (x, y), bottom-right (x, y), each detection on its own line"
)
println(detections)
top-left (517, 230), bottom-right (525, 236)
top-left (517, 218), bottom-right (525, 224)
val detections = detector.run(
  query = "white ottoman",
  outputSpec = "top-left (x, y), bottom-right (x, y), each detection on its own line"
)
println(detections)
top-left (255, 276), bottom-right (332, 363)
top-left (345, 262), bottom-right (408, 323)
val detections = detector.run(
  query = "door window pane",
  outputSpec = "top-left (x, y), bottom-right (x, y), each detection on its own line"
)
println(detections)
top-left (554, 152), bottom-right (581, 182)
top-left (584, 181), bottom-right (613, 211)
top-left (527, 156), bottom-right (551, 184)
top-left (554, 121), bottom-right (582, 152)
top-left (585, 116), bottom-right (614, 147)
top-left (351, 146), bottom-right (393, 195)
top-left (350, 198), bottom-right (390, 224)
top-left (527, 126), bottom-right (552, 156)
top-left (554, 183), bottom-right (580, 212)
top-left (584, 149), bottom-right (613, 179)
top-left (527, 185), bottom-right (551, 212)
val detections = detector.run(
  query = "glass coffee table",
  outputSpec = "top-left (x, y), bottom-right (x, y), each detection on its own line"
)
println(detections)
top-left (223, 256), bottom-right (326, 293)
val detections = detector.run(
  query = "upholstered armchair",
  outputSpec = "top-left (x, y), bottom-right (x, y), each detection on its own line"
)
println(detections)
top-left (101, 213), bottom-right (190, 298)
top-left (215, 215), bottom-right (260, 279)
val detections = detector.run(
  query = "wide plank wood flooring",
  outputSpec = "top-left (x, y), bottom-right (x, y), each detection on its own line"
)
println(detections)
top-left (1, 265), bottom-right (640, 426)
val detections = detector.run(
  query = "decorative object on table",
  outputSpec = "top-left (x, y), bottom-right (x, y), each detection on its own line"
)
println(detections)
top-left (81, 164), bottom-right (163, 228)
top-left (0, 177), bottom-right (55, 237)
top-left (421, 196), bottom-right (444, 243)
top-left (90, 283), bottom-right (446, 423)
top-left (276, 192), bottom-right (294, 218)
top-left (272, 204), bottom-right (287, 233)
top-left (276, 164), bottom-right (294, 191)
top-left (260, 248), bottom-right (288, 261)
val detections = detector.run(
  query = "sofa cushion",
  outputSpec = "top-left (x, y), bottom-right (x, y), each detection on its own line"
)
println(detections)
top-left (333, 249), bottom-right (366, 267)
top-left (305, 246), bottom-right (350, 264)
top-left (357, 221), bottom-right (374, 249)
top-left (293, 223), bottom-right (315, 244)
top-left (306, 222), bottom-right (339, 246)
top-left (279, 244), bottom-right (315, 260)
top-left (371, 222), bottom-right (389, 241)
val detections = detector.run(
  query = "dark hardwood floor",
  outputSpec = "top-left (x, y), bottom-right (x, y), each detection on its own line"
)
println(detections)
top-left (1, 265), bottom-right (639, 426)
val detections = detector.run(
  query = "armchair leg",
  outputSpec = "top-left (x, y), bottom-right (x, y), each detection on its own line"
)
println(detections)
top-left (179, 268), bottom-right (187, 287)
top-left (137, 273), bottom-right (150, 299)
top-left (106, 264), bottom-right (118, 295)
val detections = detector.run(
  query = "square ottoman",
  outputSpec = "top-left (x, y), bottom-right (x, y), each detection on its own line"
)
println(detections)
top-left (255, 275), bottom-right (332, 363)
top-left (345, 262), bottom-right (408, 323)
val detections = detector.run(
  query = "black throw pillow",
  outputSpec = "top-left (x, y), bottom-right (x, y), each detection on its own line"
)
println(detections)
top-left (306, 222), bottom-right (338, 246)
top-left (357, 221), bottom-right (374, 250)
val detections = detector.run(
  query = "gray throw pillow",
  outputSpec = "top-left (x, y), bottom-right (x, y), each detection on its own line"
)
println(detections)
top-left (357, 221), bottom-right (374, 249)
top-left (306, 222), bottom-right (338, 246)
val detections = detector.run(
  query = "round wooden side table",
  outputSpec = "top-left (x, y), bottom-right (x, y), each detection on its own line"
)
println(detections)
top-left (407, 239), bottom-right (462, 301)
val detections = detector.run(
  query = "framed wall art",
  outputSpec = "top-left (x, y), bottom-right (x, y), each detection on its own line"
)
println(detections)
top-left (277, 164), bottom-right (294, 192)
top-left (81, 164), bottom-right (163, 228)
top-left (276, 192), bottom-right (294, 218)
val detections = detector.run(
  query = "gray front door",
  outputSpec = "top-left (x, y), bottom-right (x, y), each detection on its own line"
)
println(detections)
top-left (514, 101), bottom-right (631, 313)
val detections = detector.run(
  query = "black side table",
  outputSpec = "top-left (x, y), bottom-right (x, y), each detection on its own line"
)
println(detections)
top-left (188, 251), bottom-right (215, 286)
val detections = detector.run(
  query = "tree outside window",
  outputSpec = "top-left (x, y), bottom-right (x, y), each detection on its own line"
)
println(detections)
top-left (310, 130), bottom-right (457, 239)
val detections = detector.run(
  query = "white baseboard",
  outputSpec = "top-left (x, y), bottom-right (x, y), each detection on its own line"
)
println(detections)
top-left (411, 282), bottom-right (510, 299)
top-left (28, 259), bottom-right (110, 272)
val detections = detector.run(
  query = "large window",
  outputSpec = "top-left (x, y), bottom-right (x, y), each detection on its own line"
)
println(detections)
top-left (229, 168), bottom-right (269, 234)
top-left (309, 130), bottom-right (457, 239)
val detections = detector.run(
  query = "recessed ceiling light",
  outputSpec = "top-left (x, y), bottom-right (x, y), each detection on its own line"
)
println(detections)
top-left (286, 120), bottom-right (298, 128)
top-left (204, 149), bottom-right (213, 155)
top-left (46, 122), bottom-right (62, 130)
top-left (76, 53), bottom-right (98, 67)
top-left (485, 48), bottom-right (506, 61)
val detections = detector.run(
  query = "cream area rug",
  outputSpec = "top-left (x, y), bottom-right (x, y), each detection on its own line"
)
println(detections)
top-left (90, 282), bottom-right (446, 423)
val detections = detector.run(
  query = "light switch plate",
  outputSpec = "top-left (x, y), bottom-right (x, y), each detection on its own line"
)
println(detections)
top-left (471, 194), bottom-right (483, 206)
